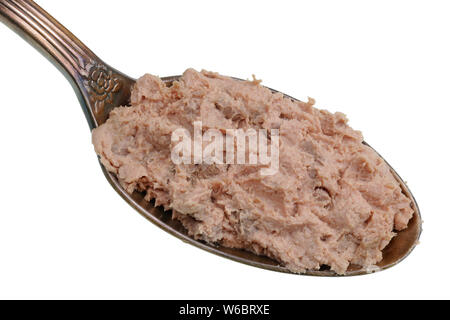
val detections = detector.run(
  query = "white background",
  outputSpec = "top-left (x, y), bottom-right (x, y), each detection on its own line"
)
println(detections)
top-left (0, 0), bottom-right (448, 299)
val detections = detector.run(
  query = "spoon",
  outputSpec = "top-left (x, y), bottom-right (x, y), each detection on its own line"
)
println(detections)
top-left (0, 0), bottom-right (422, 276)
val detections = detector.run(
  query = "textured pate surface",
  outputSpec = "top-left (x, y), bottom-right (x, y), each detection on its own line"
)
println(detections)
top-left (92, 69), bottom-right (413, 274)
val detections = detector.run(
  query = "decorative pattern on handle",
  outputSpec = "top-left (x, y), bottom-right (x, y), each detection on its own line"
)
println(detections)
top-left (83, 62), bottom-right (122, 116)
top-left (0, 0), bottom-right (133, 127)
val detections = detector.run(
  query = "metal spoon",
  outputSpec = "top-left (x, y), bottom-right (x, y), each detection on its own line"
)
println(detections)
top-left (0, 0), bottom-right (422, 276)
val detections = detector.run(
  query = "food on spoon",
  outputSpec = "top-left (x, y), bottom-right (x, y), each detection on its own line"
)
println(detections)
top-left (92, 69), bottom-right (413, 274)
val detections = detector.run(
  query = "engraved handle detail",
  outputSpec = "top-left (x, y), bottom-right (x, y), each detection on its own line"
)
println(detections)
top-left (85, 63), bottom-right (122, 116)
top-left (0, 0), bottom-right (133, 128)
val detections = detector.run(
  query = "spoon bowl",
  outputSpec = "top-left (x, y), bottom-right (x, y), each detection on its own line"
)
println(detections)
top-left (0, 0), bottom-right (422, 276)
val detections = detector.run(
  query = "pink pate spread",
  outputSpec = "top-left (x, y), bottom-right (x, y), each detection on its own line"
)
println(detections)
top-left (92, 69), bottom-right (414, 274)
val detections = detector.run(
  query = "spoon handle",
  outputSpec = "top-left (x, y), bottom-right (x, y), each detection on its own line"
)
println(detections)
top-left (0, 0), bottom-right (133, 128)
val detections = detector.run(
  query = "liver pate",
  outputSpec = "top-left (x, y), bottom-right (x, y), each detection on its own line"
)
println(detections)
top-left (92, 69), bottom-right (413, 274)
